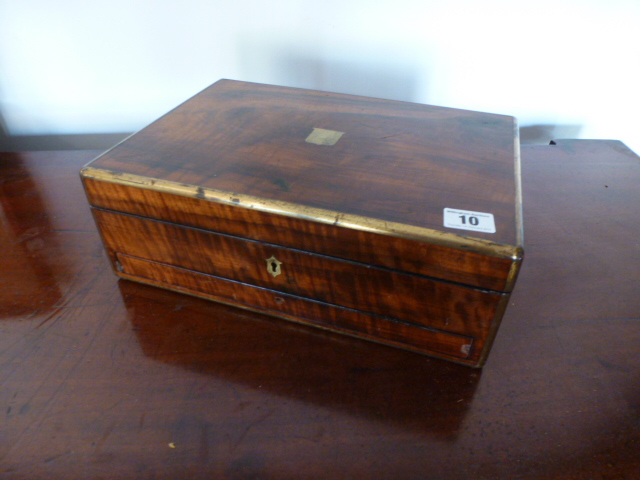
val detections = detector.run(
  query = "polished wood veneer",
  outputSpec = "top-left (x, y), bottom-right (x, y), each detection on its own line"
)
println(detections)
top-left (84, 80), bottom-right (520, 244)
top-left (82, 177), bottom-right (515, 292)
top-left (81, 80), bottom-right (523, 366)
top-left (93, 208), bottom-right (500, 340)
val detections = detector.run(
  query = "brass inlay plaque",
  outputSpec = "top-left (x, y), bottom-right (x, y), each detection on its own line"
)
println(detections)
top-left (305, 128), bottom-right (344, 146)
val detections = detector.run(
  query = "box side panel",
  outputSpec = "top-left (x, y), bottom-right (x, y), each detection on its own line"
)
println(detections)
top-left (83, 177), bottom-right (516, 292)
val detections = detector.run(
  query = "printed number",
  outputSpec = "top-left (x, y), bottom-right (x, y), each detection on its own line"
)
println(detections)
top-left (459, 215), bottom-right (479, 226)
top-left (444, 208), bottom-right (495, 233)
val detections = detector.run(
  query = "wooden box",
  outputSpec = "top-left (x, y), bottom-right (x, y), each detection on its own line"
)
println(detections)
top-left (81, 79), bottom-right (523, 367)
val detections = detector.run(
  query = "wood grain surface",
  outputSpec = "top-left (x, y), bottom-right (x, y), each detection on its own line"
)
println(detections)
top-left (83, 177), bottom-right (516, 292)
top-left (91, 207), bottom-right (502, 358)
top-left (1, 141), bottom-right (640, 479)
top-left (81, 82), bottom-right (522, 366)
top-left (115, 253), bottom-right (476, 361)
top-left (86, 80), bottom-right (521, 246)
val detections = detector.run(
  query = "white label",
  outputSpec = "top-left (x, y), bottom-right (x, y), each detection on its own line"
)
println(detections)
top-left (443, 208), bottom-right (496, 233)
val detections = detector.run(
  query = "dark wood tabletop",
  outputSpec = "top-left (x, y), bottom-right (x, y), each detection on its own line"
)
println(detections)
top-left (1, 140), bottom-right (639, 479)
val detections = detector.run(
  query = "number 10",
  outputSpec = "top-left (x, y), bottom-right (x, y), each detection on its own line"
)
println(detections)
top-left (459, 215), bottom-right (479, 226)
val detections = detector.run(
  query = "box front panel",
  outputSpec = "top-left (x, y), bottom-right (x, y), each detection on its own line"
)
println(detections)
top-left (91, 208), bottom-right (507, 365)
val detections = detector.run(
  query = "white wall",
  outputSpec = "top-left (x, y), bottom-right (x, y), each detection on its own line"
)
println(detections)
top-left (1, 0), bottom-right (639, 152)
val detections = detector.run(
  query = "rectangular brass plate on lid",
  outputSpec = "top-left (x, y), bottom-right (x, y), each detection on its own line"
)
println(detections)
top-left (305, 127), bottom-right (345, 146)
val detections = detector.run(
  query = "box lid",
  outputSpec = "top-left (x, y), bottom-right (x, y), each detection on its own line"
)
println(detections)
top-left (82, 79), bottom-right (523, 260)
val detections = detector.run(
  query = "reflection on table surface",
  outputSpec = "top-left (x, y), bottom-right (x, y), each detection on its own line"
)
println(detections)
top-left (1, 142), bottom-right (639, 479)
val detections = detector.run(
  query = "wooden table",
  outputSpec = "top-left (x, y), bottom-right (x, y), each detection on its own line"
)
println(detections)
top-left (1, 140), bottom-right (639, 479)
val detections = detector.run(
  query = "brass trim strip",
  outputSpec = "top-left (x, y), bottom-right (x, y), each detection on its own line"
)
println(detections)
top-left (502, 120), bottom-right (525, 292)
top-left (513, 118), bottom-right (525, 248)
top-left (476, 292), bottom-right (511, 367)
top-left (81, 166), bottom-right (520, 260)
top-left (504, 254), bottom-right (524, 293)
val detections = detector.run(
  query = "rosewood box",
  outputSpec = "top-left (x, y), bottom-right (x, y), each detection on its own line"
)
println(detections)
top-left (81, 79), bottom-right (523, 367)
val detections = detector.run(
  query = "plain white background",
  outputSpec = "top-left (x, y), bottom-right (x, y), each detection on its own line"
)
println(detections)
top-left (1, 0), bottom-right (639, 151)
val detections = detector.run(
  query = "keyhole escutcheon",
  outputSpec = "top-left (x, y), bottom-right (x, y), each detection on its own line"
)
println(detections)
top-left (265, 255), bottom-right (283, 278)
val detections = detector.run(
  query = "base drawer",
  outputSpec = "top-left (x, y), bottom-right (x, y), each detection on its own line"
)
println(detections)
top-left (116, 253), bottom-right (476, 362)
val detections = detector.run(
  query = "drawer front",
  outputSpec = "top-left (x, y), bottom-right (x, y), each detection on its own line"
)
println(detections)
top-left (93, 208), bottom-right (503, 342)
top-left (116, 253), bottom-right (476, 361)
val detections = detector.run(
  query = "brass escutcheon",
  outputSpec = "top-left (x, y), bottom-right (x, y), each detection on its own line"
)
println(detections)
top-left (265, 255), bottom-right (282, 278)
